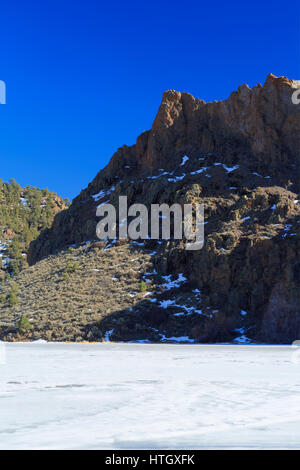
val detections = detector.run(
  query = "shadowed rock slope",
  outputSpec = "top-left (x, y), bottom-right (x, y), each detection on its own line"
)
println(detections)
top-left (5, 74), bottom-right (300, 343)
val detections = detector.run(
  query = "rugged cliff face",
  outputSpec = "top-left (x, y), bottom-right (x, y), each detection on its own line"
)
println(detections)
top-left (27, 74), bottom-right (300, 343)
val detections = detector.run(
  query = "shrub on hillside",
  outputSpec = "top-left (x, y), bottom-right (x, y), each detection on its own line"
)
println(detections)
top-left (8, 291), bottom-right (19, 306)
top-left (65, 261), bottom-right (79, 273)
top-left (139, 280), bottom-right (147, 293)
top-left (17, 314), bottom-right (32, 333)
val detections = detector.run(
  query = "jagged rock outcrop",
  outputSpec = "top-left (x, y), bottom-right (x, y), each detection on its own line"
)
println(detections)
top-left (27, 74), bottom-right (300, 343)
top-left (139, 74), bottom-right (300, 170)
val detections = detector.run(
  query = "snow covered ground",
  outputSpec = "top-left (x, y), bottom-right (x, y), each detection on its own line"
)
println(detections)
top-left (0, 342), bottom-right (299, 450)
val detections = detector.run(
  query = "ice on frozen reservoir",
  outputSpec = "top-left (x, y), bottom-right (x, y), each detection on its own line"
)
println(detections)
top-left (0, 342), bottom-right (300, 449)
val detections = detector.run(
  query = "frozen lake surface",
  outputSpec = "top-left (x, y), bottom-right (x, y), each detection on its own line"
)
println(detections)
top-left (0, 342), bottom-right (299, 449)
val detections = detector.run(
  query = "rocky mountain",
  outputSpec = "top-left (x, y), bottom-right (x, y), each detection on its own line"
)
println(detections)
top-left (0, 74), bottom-right (299, 344)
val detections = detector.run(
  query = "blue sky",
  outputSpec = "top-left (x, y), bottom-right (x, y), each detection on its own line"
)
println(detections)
top-left (0, 0), bottom-right (299, 200)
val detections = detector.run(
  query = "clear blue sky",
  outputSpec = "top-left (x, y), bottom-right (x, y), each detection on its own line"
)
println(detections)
top-left (0, 0), bottom-right (299, 200)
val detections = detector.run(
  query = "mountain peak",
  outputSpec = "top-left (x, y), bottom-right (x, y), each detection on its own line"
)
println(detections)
top-left (29, 73), bottom-right (300, 264)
